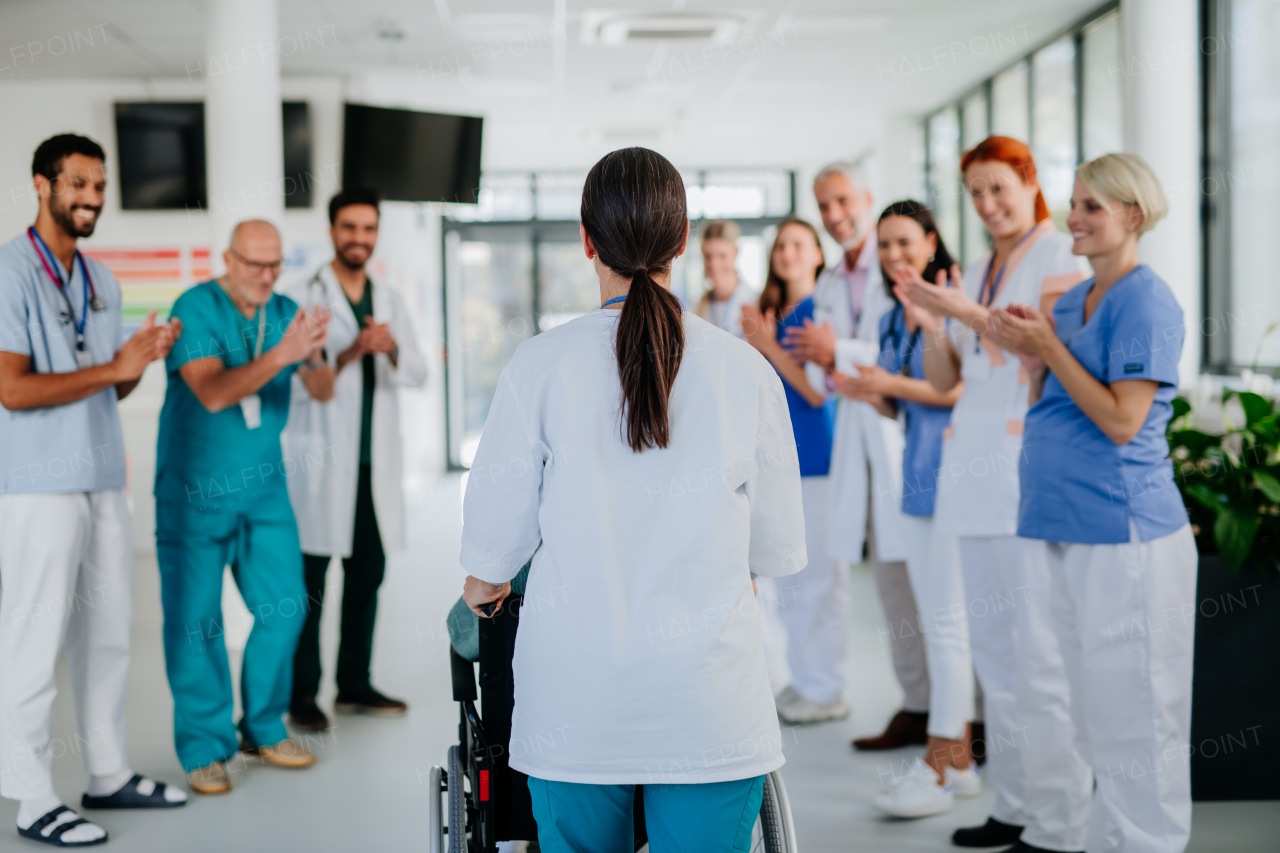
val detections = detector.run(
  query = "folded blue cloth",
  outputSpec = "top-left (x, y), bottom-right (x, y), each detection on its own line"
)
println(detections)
top-left (447, 563), bottom-right (530, 662)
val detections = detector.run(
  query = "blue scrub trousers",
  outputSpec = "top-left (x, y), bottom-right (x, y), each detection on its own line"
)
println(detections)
top-left (528, 775), bottom-right (765, 853)
top-left (156, 499), bottom-right (306, 771)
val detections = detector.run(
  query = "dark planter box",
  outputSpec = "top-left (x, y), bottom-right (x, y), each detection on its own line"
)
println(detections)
top-left (1190, 555), bottom-right (1280, 800)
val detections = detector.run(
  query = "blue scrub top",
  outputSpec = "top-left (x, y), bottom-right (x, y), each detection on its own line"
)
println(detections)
top-left (1018, 265), bottom-right (1189, 544)
top-left (155, 280), bottom-right (301, 511)
top-left (0, 233), bottom-right (127, 494)
top-left (776, 296), bottom-right (836, 477)
top-left (879, 303), bottom-right (953, 517)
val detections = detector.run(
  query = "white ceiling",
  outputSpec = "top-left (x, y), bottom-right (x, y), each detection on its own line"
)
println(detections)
top-left (0, 0), bottom-right (1105, 173)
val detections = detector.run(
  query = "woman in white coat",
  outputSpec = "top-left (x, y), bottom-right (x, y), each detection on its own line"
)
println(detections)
top-left (281, 190), bottom-right (428, 729)
top-left (460, 147), bottom-right (806, 852)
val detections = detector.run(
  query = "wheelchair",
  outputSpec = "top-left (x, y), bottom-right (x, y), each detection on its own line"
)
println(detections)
top-left (427, 593), bottom-right (800, 853)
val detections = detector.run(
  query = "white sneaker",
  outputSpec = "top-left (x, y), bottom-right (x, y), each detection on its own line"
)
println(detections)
top-left (778, 696), bottom-right (850, 725)
top-left (947, 763), bottom-right (981, 798)
top-left (872, 757), bottom-right (954, 818)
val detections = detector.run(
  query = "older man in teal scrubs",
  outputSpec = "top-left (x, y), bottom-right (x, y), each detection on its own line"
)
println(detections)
top-left (155, 219), bottom-right (335, 794)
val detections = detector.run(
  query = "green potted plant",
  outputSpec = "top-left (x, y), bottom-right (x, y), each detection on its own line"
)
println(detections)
top-left (1168, 389), bottom-right (1280, 800)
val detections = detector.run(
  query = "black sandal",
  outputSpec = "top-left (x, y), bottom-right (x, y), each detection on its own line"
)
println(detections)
top-left (16, 806), bottom-right (107, 847)
top-left (81, 774), bottom-right (184, 809)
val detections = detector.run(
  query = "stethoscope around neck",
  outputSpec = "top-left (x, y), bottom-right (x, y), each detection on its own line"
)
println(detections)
top-left (27, 226), bottom-right (105, 351)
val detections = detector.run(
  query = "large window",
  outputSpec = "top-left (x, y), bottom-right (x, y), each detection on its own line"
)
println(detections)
top-left (1204, 0), bottom-right (1280, 371)
top-left (443, 169), bottom-right (795, 468)
top-left (924, 3), bottom-right (1122, 266)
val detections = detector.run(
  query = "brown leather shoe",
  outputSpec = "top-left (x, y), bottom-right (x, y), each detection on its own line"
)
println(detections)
top-left (188, 761), bottom-right (231, 794)
top-left (242, 737), bottom-right (317, 768)
top-left (851, 710), bottom-right (929, 750)
top-left (971, 721), bottom-right (987, 766)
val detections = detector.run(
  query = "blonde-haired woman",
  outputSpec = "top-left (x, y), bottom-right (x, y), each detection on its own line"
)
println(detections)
top-left (988, 153), bottom-right (1196, 853)
top-left (694, 220), bottom-right (756, 338)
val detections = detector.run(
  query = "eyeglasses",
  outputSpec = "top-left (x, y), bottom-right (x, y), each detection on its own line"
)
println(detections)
top-left (227, 248), bottom-right (283, 275)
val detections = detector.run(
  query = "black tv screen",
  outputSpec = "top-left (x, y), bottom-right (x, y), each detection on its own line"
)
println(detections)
top-left (342, 103), bottom-right (483, 204)
top-left (115, 101), bottom-right (312, 210)
top-left (115, 102), bottom-right (206, 210)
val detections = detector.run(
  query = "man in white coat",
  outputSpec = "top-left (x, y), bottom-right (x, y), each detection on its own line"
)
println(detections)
top-left (782, 163), bottom-right (930, 740)
top-left (282, 188), bottom-right (428, 731)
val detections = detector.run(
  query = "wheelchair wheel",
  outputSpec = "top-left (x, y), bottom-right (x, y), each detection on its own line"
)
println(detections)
top-left (751, 771), bottom-right (799, 853)
top-left (447, 745), bottom-right (468, 853)
top-left (428, 764), bottom-right (446, 853)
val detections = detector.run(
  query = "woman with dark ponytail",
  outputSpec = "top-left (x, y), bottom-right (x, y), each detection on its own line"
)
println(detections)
top-left (458, 147), bottom-right (806, 851)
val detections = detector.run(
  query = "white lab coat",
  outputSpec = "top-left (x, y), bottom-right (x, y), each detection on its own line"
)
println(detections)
top-left (281, 266), bottom-right (428, 557)
top-left (809, 260), bottom-right (907, 563)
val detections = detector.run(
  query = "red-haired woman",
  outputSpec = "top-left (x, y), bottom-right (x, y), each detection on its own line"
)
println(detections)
top-left (896, 137), bottom-right (1092, 852)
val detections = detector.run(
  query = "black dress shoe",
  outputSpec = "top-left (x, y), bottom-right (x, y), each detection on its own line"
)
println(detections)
top-left (851, 709), bottom-right (928, 750)
top-left (994, 842), bottom-right (1082, 853)
top-left (288, 700), bottom-right (331, 731)
top-left (952, 816), bottom-right (1023, 848)
top-left (334, 687), bottom-right (408, 717)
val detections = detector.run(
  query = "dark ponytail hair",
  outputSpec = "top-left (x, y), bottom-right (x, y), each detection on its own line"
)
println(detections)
top-left (580, 147), bottom-right (689, 453)
top-left (876, 200), bottom-right (956, 297)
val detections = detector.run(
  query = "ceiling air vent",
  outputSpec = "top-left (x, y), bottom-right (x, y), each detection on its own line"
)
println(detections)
top-left (580, 10), bottom-right (757, 46)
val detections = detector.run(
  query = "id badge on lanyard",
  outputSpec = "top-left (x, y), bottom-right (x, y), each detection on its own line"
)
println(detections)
top-left (240, 306), bottom-right (267, 430)
top-left (75, 349), bottom-right (94, 369)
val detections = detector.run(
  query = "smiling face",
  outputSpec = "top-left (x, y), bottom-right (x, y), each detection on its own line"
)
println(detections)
top-left (1065, 175), bottom-right (1142, 259)
top-left (964, 160), bottom-right (1040, 242)
top-left (331, 203), bottom-right (379, 270)
top-left (770, 222), bottom-right (825, 288)
top-left (877, 215), bottom-right (937, 279)
top-left (701, 236), bottom-right (738, 291)
top-left (39, 153), bottom-right (106, 239)
top-left (224, 221), bottom-right (283, 307)
top-left (814, 172), bottom-right (873, 250)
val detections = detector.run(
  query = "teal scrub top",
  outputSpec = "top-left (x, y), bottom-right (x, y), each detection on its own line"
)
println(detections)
top-left (155, 280), bottom-right (301, 511)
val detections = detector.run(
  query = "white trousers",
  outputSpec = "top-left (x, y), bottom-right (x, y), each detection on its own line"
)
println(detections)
top-left (961, 535), bottom-right (1091, 850)
top-left (901, 514), bottom-right (972, 739)
top-left (769, 476), bottom-right (849, 705)
top-left (0, 490), bottom-right (133, 800)
top-left (1035, 523), bottom-right (1197, 853)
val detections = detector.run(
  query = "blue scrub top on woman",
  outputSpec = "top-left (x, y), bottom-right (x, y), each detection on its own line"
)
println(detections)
top-left (776, 295), bottom-right (836, 476)
top-left (878, 303), bottom-right (952, 516)
top-left (1018, 264), bottom-right (1188, 543)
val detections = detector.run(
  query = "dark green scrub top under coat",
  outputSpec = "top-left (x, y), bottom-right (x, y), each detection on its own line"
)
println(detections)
top-left (344, 280), bottom-right (375, 466)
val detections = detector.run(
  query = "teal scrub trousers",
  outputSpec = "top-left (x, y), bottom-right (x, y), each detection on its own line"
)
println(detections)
top-left (156, 499), bottom-right (306, 771)
top-left (528, 775), bottom-right (766, 853)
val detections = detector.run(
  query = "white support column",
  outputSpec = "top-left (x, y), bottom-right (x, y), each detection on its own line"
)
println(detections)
top-left (204, 0), bottom-right (284, 265)
top-left (1122, 0), bottom-right (1202, 384)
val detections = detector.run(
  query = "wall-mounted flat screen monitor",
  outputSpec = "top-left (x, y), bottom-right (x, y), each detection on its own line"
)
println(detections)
top-left (114, 102), bottom-right (206, 210)
top-left (342, 103), bottom-right (483, 204)
top-left (114, 101), bottom-right (312, 210)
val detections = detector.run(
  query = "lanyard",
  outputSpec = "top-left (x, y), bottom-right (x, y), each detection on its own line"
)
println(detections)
top-left (977, 226), bottom-right (1038, 308)
top-left (217, 278), bottom-right (266, 360)
top-left (882, 303), bottom-right (921, 378)
top-left (27, 227), bottom-right (101, 350)
top-left (602, 295), bottom-right (626, 308)
top-left (974, 226), bottom-right (1038, 354)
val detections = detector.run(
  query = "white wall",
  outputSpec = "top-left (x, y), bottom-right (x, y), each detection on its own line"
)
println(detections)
top-left (0, 76), bottom-right (444, 551)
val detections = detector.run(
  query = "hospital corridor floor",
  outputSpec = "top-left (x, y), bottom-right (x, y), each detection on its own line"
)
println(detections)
top-left (2, 474), bottom-right (1275, 853)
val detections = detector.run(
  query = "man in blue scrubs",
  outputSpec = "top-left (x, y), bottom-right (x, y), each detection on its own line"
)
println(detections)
top-left (0, 133), bottom-right (187, 847)
top-left (155, 219), bottom-right (335, 794)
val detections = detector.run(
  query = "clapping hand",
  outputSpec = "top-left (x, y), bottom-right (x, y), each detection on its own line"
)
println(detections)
top-left (894, 263), bottom-right (969, 321)
top-left (277, 306), bottom-right (331, 365)
top-left (987, 303), bottom-right (1056, 372)
top-left (740, 304), bottom-right (777, 353)
top-left (356, 315), bottom-right (397, 356)
top-left (114, 310), bottom-right (185, 380)
top-left (782, 318), bottom-right (837, 368)
top-left (832, 364), bottom-right (894, 400)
